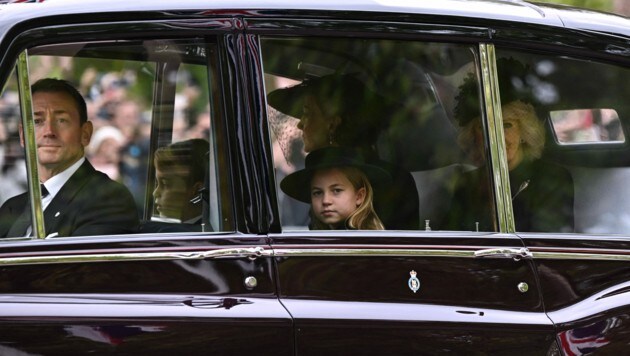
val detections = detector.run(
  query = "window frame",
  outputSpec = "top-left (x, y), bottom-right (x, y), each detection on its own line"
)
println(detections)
top-left (4, 19), bottom-right (239, 241)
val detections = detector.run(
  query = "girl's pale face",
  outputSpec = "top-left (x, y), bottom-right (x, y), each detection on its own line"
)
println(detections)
top-left (310, 168), bottom-right (365, 228)
top-left (298, 95), bottom-right (332, 152)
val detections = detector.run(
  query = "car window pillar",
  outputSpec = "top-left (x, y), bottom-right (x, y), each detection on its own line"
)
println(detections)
top-left (16, 49), bottom-right (46, 239)
top-left (479, 43), bottom-right (515, 233)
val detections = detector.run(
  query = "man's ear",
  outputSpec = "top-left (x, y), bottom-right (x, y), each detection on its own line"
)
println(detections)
top-left (80, 121), bottom-right (93, 147)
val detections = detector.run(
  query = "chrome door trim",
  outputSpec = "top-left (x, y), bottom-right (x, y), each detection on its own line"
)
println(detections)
top-left (0, 247), bottom-right (269, 266)
top-left (278, 245), bottom-right (630, 261)
top-left (275, 246), bottom-right (630, 261)
top-left (2, 246), bottom-right (626, 267)
top-left (272, 248), bottom-right (479, 258)
top-left (531, 250), bottom-right (630, 261)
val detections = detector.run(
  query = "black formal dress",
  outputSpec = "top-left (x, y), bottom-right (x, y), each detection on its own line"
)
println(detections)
top-left (369, 157), bottom-right (420, 230)
top-left (0, 160), bottom-right (139, 238)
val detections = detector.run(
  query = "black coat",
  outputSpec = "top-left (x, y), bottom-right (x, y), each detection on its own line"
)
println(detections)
top-left (0, 160), bottom-right (139, 238)
top-left (369, 157), bottom-right (420, 230)
top-left (447, 159), bottom-right (574, 233)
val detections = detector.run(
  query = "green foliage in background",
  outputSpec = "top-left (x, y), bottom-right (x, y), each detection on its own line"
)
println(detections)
top-left (534, 0), bottom-right (613, 13)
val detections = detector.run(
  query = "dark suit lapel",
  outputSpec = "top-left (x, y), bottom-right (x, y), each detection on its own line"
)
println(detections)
top-left (43, 160), bottom-right (96, 235)
top-left (0, 194), bottom-right (29, 237)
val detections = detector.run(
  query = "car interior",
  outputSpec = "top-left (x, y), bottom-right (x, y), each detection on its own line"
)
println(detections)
top-left (1, 34), bottom-right (629, 236)
top-left (262, 37), bottom-right (630, 234)
top-left (0, 38), bottom-right (234, 235)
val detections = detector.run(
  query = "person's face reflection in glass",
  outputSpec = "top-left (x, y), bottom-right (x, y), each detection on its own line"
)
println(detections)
top-left (153, 164), bottom-right (193, 220)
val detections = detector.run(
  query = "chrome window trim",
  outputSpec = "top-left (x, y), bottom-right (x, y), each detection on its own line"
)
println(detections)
top-left (479, 43), bottom-right (515, 234)
top-left (16, 50), bottom-right (46, 239)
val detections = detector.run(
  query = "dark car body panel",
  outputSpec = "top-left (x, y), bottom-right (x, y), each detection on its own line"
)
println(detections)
top-left (270, 233), bottom-right (555, 353)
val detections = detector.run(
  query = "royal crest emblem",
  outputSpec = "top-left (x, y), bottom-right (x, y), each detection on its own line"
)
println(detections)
top-left (408, 270), bottom-right (420, 293)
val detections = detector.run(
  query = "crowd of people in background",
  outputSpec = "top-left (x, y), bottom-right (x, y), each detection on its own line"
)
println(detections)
top-left (0, 61), bottom-right (210, 210)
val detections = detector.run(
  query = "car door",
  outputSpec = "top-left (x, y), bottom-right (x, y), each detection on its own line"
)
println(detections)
top-left (254, 18), bottom-right (557, 354)
top-left (0, 14), bottom-right (292, 354)
top-left (494, 37), bottom-right (630, 354)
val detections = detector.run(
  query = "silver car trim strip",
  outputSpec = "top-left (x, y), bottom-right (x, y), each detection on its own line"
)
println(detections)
top-left (0, 247), bottom-right (628, 266)
top-left (272, 248), bottom-right (477, 258)
top-left (479, 43), bottom-right (515, 234)
top-left (272, 248), bottom-right (630, 261)
top-left (531, 251), bottom-right (630, 261)
top-left (0, 247), bottom-right (268, 266)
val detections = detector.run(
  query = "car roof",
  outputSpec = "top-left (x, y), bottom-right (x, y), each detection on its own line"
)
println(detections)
top-left (0, 0), bottom-right (627, 37)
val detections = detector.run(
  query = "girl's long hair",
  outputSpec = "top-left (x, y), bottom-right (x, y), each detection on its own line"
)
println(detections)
top-left (310, 166), bottom-right (384, 230)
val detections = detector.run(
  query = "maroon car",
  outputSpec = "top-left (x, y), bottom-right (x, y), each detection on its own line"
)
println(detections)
top-left (0, 0), bottom-right (628, 354)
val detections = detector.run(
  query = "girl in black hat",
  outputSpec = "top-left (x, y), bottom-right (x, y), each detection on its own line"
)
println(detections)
top-left (281, 147), bottom-right (389, 230)
top-left (268, 73), bottom-right (420, 230)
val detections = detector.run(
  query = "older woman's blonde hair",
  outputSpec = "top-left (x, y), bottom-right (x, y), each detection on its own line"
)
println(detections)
top-left (503, 100), bottom-right (545, 161)
top-left (458, 100), bottom-right (545, 165)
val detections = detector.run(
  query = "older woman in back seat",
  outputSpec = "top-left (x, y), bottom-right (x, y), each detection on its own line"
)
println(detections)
top-left (449, 58), bottom-right (574, 233)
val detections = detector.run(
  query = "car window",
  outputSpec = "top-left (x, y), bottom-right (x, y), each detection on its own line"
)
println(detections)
top-left (261, 37), bottom-right (496, 232)
top-left (0, 68), bottom-right (24, 206)
top-left (0, 38), bottom-right (233, 239)
top-left (496, 49), bottom-right (630, 234)
top-left (550, 108), bottom-right (624, 144)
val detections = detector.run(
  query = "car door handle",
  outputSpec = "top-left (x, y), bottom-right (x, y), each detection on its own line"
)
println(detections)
top-left (474, 247), bottom-right (532, 261)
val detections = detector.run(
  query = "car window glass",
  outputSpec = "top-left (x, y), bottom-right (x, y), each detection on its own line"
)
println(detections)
top-left (0, 69), bottom-right (25, 207)
top-left (550, 108), bottom-right (624, 144)
top-left (0, 38), bottom-right (232, 239)
top-left (496, 49), bottom-right (630, 234)
top-left (161, 61), bottom-right (224, 231)
top-left (261, 37), bottom-right (496, 232)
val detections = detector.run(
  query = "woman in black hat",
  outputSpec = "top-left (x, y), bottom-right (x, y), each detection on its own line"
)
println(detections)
top-left (449, 57), bottom-right (574, 232)
top-left (281, 147), bottom-right (390, 230)
top-left (268, 73), bottom-right (419, 230)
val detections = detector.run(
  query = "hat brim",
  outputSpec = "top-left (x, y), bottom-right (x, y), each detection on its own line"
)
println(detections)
top-left (281, 163), bottom-right (391, 203)
top-left (267, 74), bottom-right (391, 121)
top-left (267, 82), bottom-right (309, 119)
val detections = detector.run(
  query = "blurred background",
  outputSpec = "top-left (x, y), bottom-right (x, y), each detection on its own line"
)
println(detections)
top-left (537, 0), bottom-right (630, 16)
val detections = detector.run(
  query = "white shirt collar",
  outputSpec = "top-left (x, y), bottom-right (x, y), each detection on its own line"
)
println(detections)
top-left (41, 157), bottom-right (85, 210)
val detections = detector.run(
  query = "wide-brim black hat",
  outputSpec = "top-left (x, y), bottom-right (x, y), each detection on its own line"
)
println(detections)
top-left (454, 57), bottom-right (538, 127)
top-left (267, 73), bottom-right (390, 121)
top-left (280, 146), bottom-right (391, 203)
top-left (267, 73), bottom-right (394, 148)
